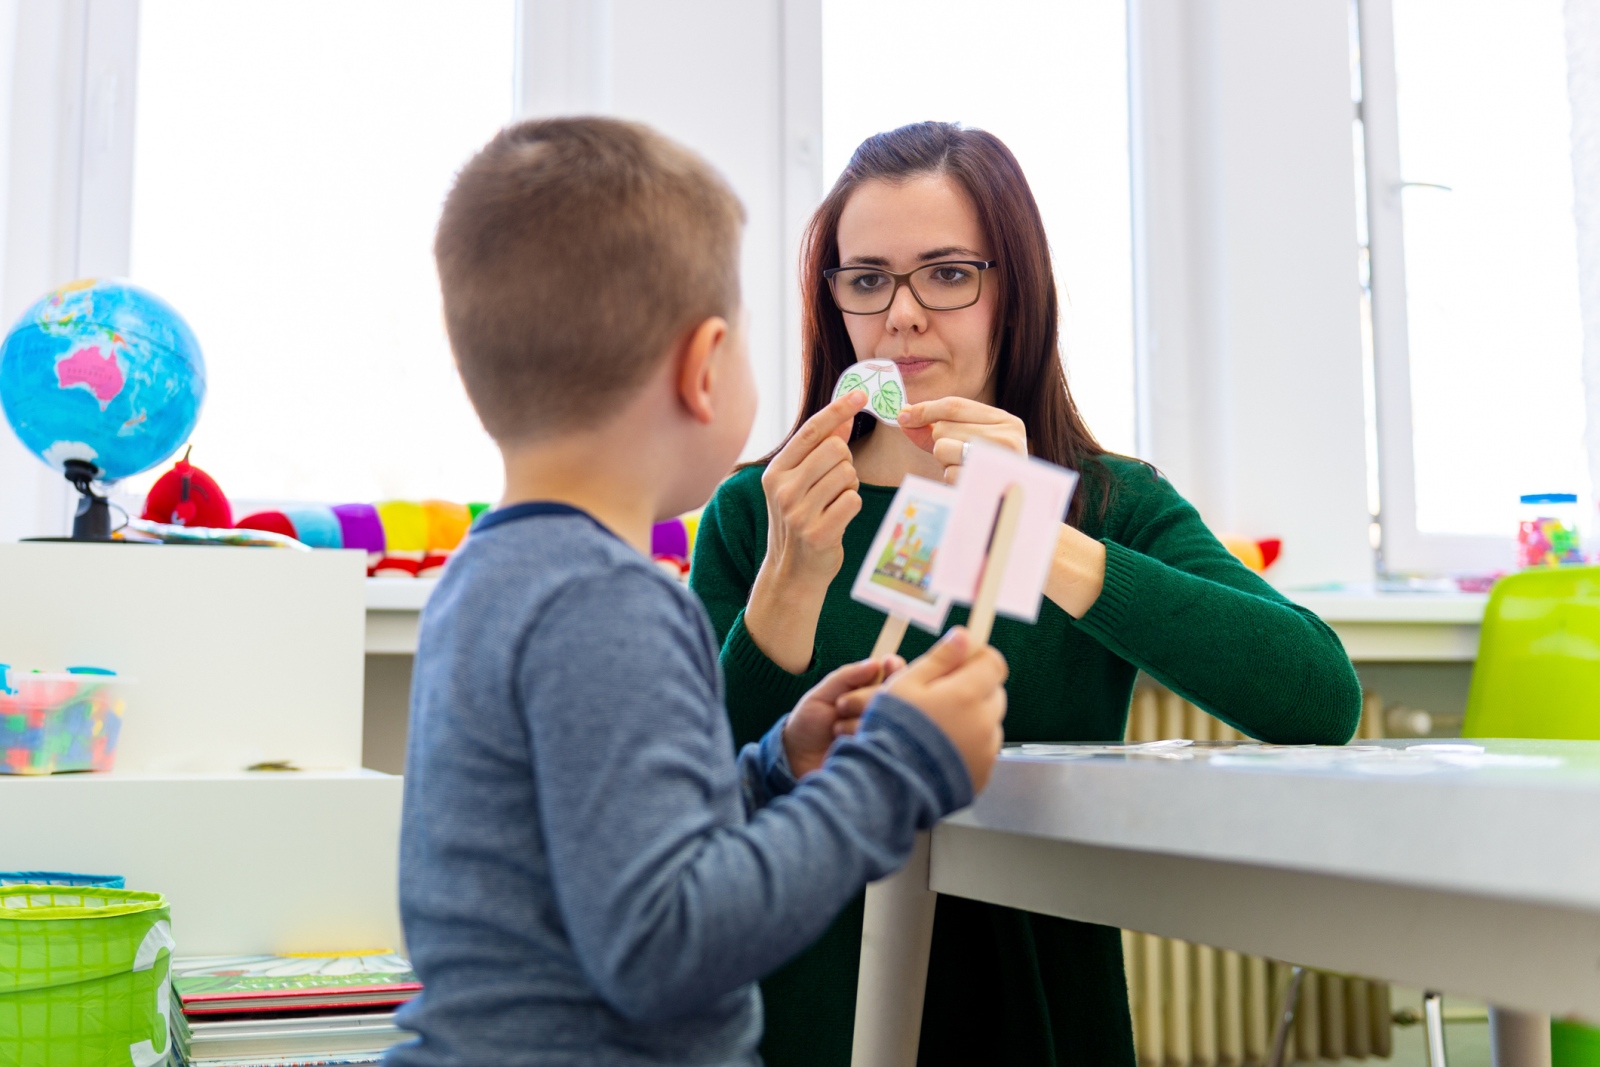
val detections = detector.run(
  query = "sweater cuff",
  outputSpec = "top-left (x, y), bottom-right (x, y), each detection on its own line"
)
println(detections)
top-left (723, 610), bottom-right (827, 713)
top-left (1074, 539), bottom-right (1141, 644)
top-left (756, 714), bottom-right (800, 797)
top-left (858, 692), bottom-right (974, 817)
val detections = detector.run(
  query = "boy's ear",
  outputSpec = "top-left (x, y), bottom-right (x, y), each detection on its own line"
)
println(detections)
top-left (676, 316), bottom-right (728, 424)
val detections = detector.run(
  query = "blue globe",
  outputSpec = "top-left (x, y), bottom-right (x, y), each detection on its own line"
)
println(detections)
top-left (0, 279), bottom-right (205, 483)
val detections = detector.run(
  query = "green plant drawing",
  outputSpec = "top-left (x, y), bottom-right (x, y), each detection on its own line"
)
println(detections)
top-left (833, 361), bottom-right (905, 423)
top-left (873, 380), bottom-right (903, 419)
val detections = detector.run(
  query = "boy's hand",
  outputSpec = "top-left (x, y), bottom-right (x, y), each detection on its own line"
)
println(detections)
top-left (884, 628), bottom-right (1009, 792)
top-left (784, 655), bottom-right (905, 778)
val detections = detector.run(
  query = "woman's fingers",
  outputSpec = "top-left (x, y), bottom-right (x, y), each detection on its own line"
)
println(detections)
top-left (898, 396), bottom-right (1011, 430)
top-left (931, 437), bottom-right (965, 468)
top-left (800, 461), bottom-right (860, 521)
top-left (898, 397), bottom-right (1028, 458)
top-left (770, 391), bottom-right (865, 473)
top-left (783, 433), bottom-right (855, 499)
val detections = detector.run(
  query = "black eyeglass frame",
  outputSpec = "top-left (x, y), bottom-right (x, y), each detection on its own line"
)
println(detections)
top-left (821, 259), bottom-right (998, 315)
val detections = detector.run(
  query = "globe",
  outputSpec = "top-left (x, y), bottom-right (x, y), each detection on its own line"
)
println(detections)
top-left (0, 278), bottom-right (205, 484)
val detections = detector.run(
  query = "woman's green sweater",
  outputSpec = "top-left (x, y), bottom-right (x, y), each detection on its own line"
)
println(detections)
top-left (690, 454), bottom-right (1362, 1067)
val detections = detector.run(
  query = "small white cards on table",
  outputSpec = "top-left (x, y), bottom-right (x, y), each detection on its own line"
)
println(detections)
top-left (930, 440), bottom-right (1078, 624)
top-left (834, 360), bottom-right (906, 424)
top-left (851, 475), bottom-right (956, 632)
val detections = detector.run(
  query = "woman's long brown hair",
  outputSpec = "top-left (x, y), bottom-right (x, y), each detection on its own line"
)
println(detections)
top-left (772, 121), bottom-right (1109, 526)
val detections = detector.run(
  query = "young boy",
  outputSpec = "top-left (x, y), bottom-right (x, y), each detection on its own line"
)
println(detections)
top-left (386, 117), bottom-right (1008, 1067)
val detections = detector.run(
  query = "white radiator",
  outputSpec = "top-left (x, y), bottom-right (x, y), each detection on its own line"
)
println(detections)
top-left (1120, 687), bottom-right (1395, 1065)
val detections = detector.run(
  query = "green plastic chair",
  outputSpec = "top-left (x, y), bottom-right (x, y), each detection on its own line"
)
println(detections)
top-left (1464, 565), bottom-right (1600, 1064)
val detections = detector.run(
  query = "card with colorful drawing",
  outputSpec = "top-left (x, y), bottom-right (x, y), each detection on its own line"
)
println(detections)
top-left (850, 475), bottom-right (958, 632)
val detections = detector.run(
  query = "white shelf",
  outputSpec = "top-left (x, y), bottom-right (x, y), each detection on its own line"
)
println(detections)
top-left (360, 578), bottom-right (1492, 661)
top-left (1283, 587), bottom-right (1486, 661)
top-left (366, 576), bottom-right (439, 611)
top-left (0, 770), bottom-right (403, 956)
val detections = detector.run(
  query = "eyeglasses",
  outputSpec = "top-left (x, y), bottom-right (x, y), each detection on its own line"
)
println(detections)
top-left (822, 260), bottom-right (997, 315)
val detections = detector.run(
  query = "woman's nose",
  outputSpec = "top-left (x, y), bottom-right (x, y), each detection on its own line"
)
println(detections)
top-left (884, 282), bottom-right (926, 334)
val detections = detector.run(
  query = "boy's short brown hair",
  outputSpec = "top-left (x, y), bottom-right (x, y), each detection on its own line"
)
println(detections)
top-left (436, 117), bottom-right (745, 444)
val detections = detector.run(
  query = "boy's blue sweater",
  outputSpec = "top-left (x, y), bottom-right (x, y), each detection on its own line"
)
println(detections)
top-left (385, 503), bottom-right (973, 1067)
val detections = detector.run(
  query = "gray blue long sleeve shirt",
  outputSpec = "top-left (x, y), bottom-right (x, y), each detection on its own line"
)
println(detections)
top-left (386, 502), bottom-right (973, 1067)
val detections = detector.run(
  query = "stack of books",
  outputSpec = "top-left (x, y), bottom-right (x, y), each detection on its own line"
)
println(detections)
top-left (166, 951), bottom-right (421, 1067)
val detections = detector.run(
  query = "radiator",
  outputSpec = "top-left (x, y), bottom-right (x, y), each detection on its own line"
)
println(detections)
top-left (1120, 687), bottom-right (1395, 1065)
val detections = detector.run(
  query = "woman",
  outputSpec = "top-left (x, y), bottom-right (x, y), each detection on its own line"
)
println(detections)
top-left (690, 122), bottom-right (1361, 1067)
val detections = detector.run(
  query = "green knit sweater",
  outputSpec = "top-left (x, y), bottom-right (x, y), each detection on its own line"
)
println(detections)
top-left (690, 454), bottom-right (1361, 1067)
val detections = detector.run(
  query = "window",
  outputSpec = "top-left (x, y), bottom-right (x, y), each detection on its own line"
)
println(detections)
top-left (820, 0), bottom-right (1135, 455)
top-left (1361, 0), bottom-right (1590, 571)
top-left (123, 0), bottom-right (515, 506)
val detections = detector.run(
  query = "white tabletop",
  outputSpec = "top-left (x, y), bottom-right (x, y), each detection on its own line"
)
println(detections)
top-left (926, 738), bottom-right (1600, 1020)
top-left (962, 739), bottom-right (1599, 911)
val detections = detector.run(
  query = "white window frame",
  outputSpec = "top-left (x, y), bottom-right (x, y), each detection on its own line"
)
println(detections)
top-left (1357, 0), bottom-right (1546, 574)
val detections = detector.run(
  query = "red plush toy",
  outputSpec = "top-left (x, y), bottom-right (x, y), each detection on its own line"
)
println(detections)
top-left (142, 447), bottom-right (232, 528)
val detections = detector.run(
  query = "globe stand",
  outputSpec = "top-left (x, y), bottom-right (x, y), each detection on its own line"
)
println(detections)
top-left (63, 458), bottom-right (112, 542)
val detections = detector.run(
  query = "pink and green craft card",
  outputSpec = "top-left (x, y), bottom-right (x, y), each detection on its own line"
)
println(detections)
top-left (928, 439), bottom-right (1078, 624)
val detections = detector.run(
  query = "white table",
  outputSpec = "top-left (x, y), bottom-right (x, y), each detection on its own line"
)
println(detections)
top-left (853, 739), bottom-right (1600, 1067)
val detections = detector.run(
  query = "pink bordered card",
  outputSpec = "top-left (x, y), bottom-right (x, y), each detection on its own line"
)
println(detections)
top-left (850, 475), bottom-right (957, 633)
top-left (928, 440), bottom-right (1079, 624)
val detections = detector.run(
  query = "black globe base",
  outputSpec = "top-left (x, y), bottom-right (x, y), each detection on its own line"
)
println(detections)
top-left (64, 458), bottom-right (112, 542)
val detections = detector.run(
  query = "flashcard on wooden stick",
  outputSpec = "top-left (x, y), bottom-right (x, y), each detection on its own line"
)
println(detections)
top-left (834, 360), bottom-right (906, 424)
top-left (850, 476), bottom-right (957, 636)
top-left (930, 440), bottom-right (1079, 624)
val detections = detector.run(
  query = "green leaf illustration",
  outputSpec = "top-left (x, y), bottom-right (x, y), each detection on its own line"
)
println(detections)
top-left (873, 379), bottom-right (903, 418)
top-left (835, 372), bottom-right (867, 401)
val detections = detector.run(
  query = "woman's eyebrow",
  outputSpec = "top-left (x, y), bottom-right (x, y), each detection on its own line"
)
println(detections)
top-left (841, 246), bottom-right (983, 268)
top-left (917, 245), bottom-right (983, 262)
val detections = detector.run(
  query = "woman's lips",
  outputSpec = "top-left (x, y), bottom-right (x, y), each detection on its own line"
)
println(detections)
top-left (892, 357), bottom-right (937, 376)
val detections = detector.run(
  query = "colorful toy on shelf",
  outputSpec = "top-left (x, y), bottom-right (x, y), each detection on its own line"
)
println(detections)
top-left (282, 505), bottom-right (342, 549)
top-left (235, 509), bottom-right (297, 540)
top-left (1221, 536), bottom-right (1282, 574)
top-left (374, 500), bottom-right (428, 577)
top-left (0, 665), bottom-right (126, 774)
top-left (420, 500), bottom-right (472, 577)
top-left (651, 516), bottom-right (693, 581)
top-left (136, 469), bottom-right (493, 573)
top-left (141, 447), bottom-right (231, 528)
top-left (1517, 493), bottom-right (1584, 568)
top-left (334, 503), bottom-right (387, 570)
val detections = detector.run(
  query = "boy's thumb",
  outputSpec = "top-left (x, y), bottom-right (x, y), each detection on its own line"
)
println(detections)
top-left (899, 627), bottom-right (971, 684)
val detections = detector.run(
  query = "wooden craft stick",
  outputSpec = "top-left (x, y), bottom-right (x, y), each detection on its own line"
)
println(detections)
top-left (870, 614), bottom-right (910, 664)
top-left (964, 484), bottom-right (1024, 648)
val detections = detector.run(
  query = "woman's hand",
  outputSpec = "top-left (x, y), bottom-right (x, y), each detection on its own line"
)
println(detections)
top-left (897, 397), bottom-right (1027, 484)
top-left (783, 654), bottom-right (905, 778)
top-left (744, 391), bottom-right (867, 673)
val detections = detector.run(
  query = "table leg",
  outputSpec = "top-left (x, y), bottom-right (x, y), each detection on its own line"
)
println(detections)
top-left (1490, 1007), bottom-right (1551, 1067)
top-left (851, 831), bottom-right (937, 1067)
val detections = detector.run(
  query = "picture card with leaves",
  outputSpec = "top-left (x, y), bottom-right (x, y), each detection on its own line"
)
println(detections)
top-left (834, 359), bottom-right (907, 424)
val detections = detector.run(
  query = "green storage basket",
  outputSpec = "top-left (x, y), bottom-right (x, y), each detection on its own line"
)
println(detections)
top-left (0, 886), bottom-right (173, 1067)
top-left (1556, 1019), bottom-right (1600, 1066)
